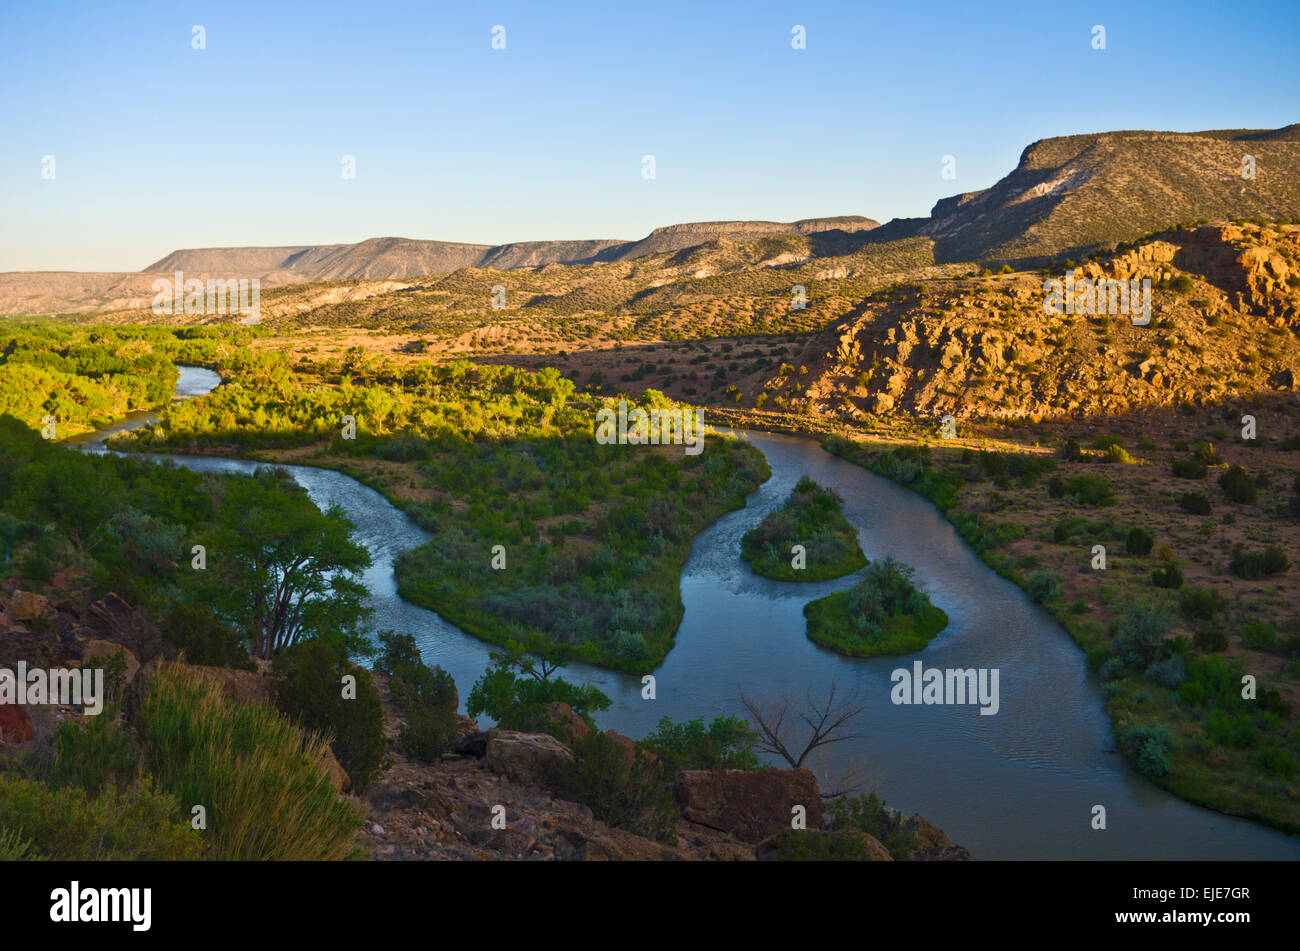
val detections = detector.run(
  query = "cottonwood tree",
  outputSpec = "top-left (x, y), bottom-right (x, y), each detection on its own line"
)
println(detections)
top-left (208, 467), bottom-right (372, 658)
top-left (737, 681), bottom-right (868, 796)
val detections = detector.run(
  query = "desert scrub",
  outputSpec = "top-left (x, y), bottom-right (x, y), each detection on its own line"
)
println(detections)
top-left (803, 557), bottom-right (948, 657)
top-left (740, 475), bottom-right (867, 581)
top-left (138, 665), bottom-right (364, 860)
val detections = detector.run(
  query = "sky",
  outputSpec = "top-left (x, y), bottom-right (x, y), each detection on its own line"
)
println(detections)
top-left (2, 0), bottom-right (1298, 271)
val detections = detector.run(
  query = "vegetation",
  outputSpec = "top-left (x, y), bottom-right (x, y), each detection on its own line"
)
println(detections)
top-left (117, 353), bottom-right (770, 671)
top-left (740, 475), bottom-right (866, 581)
top-left (803, 557), bottom-right (948, 657)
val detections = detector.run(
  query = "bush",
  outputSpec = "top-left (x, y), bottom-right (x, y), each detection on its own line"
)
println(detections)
top-left (640, 715), bottom-right (759, 771)
top-left (1026, 570), bottom-right (1061, 604)
top-left (1111, 602), bottom-right (1175, 667)
top-left (1240, 622), bottom-right (1277, 651)
top-left (1144, 655), bottom-right (1188, 690)
top-left (1121, 724), bottom-right (1172, 778)
top-left (826, 790), bottom-right (917, 861)
top-left (1178, 492), bottom-right (1212, 515)
top-left (1125, 527), bottom-right (1154, 556)
top-left (1218, 465), bottom-right (1256, 504)
top-left (0, 774), bottom-right (200, 860)
top-left (1190, 628), bottom-right (1222, 649)
top-left (1229, 544), bottom-right (1289, 579)
top-left (376, 631), bottom-right (460, 763)
top-left (1179, 587), bottom-right (1224, 621)
top-left (162, 602), bottom-right (255, 670)
top-left (273, 638), bottom-right (386, 791)
top-left (138, 665), bottom-right (364, 860)
top-left (1151, 563), bottom-right (1184, 589)
top-left (1170, 456), bottom-right (1207, 479)
top-left (1065, 474), bottom-right (1115, 506)
top-left (553, 731), bottom-right (678, 843)
top-left (1058, 439), bottom-right (1083, 462)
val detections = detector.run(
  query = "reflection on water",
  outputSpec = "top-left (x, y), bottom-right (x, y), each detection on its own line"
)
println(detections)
top-left (76, 382), bottom-right (1300, 859)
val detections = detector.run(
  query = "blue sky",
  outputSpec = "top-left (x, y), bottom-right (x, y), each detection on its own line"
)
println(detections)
top-left (2, 0), bottom-right (1297, 271)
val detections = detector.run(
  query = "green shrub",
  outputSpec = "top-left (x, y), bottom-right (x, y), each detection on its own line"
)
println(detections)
top-left (553, 731), bottom-right (678, 843)
top-left (1111, 602), bottom-right (1175, 667)
top-left (1151, 562), bottom-right (1184, 589)
top-left (0, 774), bottom-right (199, 860)
top-left (1179, 587), bottom-right (1224, 621)
top-left (827, 790), bottom-right (917, 861)
top-left (1178, 492), bottom-right (1212, 515)
top-left (1170, 456), bottom-right (1207, 479)
top-left (273, 638), bottom-right (386, 791)
top-left (1125, 527), bottom-right (1154, 556)
top-left (139, 665), bottom-right (364, 860)
top-left (1026, 570), bottom-right (1061, 603)
top-left (1121, 724), bottom-right (1172, 778)
top-left (376, 631), bottom-right (460, 762)
top-left (1228, 544), bottom-right (1289, 579)
top-left (640, 715), bottom-right (759, 771)
top-left (1144, 655), bottom-right (1188, 689)
top-left (1218, 465), bottom-right (1256, 504)
top-left (162, 602), bottom-right (254, 670)
top-left (1240, 622), bottom-right (1277, 651)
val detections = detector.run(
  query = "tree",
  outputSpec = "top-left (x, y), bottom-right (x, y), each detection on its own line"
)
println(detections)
top-left (208, 467), bottom-right (372, 658)
top-left (736, 681), bottom-right (867, 795)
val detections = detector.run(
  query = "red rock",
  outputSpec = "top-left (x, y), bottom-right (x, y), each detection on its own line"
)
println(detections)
top-left (0, 702), bottom-right (34, 745)
top-left (675, 768), bottom-right (824, 843)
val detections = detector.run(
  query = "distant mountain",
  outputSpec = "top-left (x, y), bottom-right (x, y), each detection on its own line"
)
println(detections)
top-left (874, 125), bottom-right (1300, 264)
top-left (140, 217), bottom-right (882, 283)
top-left (4, 123), bottom-right (1299, 317)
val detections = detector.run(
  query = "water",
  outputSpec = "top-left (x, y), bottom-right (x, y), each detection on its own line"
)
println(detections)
top-left (77, 373), bottom-right (1300, 859)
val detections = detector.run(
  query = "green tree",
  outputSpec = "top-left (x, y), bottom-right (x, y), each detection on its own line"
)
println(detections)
top-left (208, 467), bottom-right (372, 658)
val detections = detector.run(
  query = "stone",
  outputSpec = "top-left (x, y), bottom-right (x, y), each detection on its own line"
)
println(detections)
top-left (9, 591), bottom-right (51, 622)
top-left (674, 768), bottom-right (823, 843)
top-left (79, 639), bottom-right (141, 683)
top-left (484, 729), bottom-right (573, 785)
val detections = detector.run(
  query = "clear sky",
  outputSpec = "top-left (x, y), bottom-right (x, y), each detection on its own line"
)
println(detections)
top-left (2, 0), bottom-right (1297, 271)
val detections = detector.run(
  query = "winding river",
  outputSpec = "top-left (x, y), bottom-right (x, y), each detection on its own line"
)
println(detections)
top-left (76, 368), bottom-right (1300, 860)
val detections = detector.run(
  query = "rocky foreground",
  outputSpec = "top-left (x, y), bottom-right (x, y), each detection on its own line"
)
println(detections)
top-left (0, 586), bottom-right (971, 861)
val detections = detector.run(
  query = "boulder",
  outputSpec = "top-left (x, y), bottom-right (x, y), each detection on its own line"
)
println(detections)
top-left (484, 729), bottom-right (573, 785)
top-left (321, 746), bottom-right (352, 793)
top-left (543, 701), bottom-right (592, 742)
top-left (675, 768), bottom-right (823, 843)
top-left (9, 591), bottom-right (52, 622)
top-left (80, 639), bottom-right (141, 683)
top-left (455, 730), bottom-right (489, 758)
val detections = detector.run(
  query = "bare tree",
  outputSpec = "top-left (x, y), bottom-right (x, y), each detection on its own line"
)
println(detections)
top-left (737, 680), bottom-right (868, 771)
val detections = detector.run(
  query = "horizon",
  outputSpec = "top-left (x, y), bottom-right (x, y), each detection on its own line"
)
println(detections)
top-left (3, 0), bottom-right (1299, 271)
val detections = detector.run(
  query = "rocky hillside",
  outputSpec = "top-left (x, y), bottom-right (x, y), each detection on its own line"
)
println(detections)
top-left (0, 585), bottom-right (970, 862)
top-left (879, 125), bottom-right (1300, 265)
top-left (751, 222), bottom-right (1300, 422)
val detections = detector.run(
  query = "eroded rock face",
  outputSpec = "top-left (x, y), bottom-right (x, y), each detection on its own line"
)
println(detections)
top-left (484, 729), bottom-right (573, 786)
top-left (674, 768), bottom-right (823, 843)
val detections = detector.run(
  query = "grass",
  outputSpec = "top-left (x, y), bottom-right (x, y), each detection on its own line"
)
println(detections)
top-left (137, 664), bottom-right (365, 860)
top-left (804, 589), bottom-right (948, 657)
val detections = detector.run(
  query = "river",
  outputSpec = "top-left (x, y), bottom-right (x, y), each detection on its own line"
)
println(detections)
top-left (75, 368), bottom-right (1300, 860)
